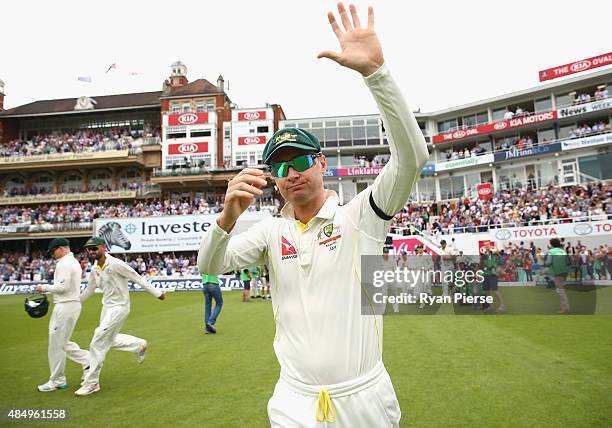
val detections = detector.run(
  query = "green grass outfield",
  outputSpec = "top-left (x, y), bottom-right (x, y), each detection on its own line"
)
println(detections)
top-left (1, 291), bottom-right (611, 428)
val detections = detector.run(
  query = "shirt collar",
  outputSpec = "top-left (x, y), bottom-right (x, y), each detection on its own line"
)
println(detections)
top-left (280, 189), bottom-right (339, 221)
top-left (95, 253), bottom-right (112, 270)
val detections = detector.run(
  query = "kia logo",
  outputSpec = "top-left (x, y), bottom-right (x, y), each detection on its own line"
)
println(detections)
top-left (570, 60), bottom-right (591, 72)
top-left (573, 223), bottom-right (593, 236)
top-left (478, 187), bottom-right (492, 195)
top-left (494, 122), bottom-right (508, 130)
top-left (243, 112), bottom-right (261, 120)
top-left (495, 230), bottom-right (511, 241)
top-left (396, 242), bottom-right (411, 254)
top-left (452, 130), bottom-right (466, 139)
top-left (243, 136), bottom-right (261, 145)
top-left (178, 113), bottom-right (199, 125)
top-left (178, 143), bottom-right (198, 154)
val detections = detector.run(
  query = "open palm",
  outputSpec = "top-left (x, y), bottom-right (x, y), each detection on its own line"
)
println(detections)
top-left (318, 3), bottom-right (385, 77)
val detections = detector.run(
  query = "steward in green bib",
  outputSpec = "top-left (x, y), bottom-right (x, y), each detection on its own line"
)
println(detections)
top-left (546, 238), bottom-right (570, 314)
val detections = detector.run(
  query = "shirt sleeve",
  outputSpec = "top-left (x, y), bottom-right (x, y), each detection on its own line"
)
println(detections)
top-left (197, 218), bottom-right (269, 276)
top-left (42, 260), bottom-right (70, 294)
top-left (116, 259), bottom-right (162, 298)
top-left (80, 271), bottom-right (97, 302)
top-left (344, 63), bottom-right (429, 240)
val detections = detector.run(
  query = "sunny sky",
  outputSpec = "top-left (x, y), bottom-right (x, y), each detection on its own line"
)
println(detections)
top-left (2, 0), bottom-right (611, 119)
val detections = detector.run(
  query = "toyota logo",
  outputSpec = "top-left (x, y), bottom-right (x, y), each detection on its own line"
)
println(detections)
top-left (178, 143), bottom-right (198, 154)
top-left (243, 112), bottom-right (261, 120)
top-left (573, 223), bottom-right (593, 236)
top-left (494, 122), bottom-right (508, 130)
top-left (494, 230), bottom-right (511, 241)
top-left (570, 60), bottom-right (591, 72)
top-left (243, 137), bottom-right (261, 145)
top-left (178, 113), bottom-right (199, 125)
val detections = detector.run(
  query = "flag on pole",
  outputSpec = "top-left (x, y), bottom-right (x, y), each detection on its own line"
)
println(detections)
top-left (77, 76), bottom-right (92, 83)
top-left (105, 62), bottom-right (117, 73)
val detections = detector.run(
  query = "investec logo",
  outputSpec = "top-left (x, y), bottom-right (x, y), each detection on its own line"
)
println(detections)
top-left (177, 113), bottom-right (199, 125)
top-left (140, 220), bottom-right (212, 235)
top-left (178, 143), bottom-right (198, 154)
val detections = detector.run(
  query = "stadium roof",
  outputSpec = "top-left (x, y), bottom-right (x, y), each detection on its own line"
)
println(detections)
top-left (160, 78), bottom-right (223, 98)
top-left (0, 91), bottom-right (163, 118)
top-left (0, 78), bottom-right (225, 118)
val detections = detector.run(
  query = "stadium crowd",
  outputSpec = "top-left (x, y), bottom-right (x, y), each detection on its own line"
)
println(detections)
top-left (392, 183), bottom-right (612, 235)
top-left (474, 241), bottom-right (612, 283)
top-left (568, 121), bottom-right (610, 139)
top-left (573, 87), bottom-right (609, 105)
top-left (0, 126), bottom-right (160, 158)
top-left (0, 196), bottom-right (280, 228)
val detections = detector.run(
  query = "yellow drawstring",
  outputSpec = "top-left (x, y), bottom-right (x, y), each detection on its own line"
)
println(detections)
top-left (316, 389), bottom-right (336, 423)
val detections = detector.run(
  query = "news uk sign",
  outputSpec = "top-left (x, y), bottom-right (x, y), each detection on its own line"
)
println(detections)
top-left (557, 99), bottom-right (612, 119)
top-left (94, 212), bottom-right (271, 253)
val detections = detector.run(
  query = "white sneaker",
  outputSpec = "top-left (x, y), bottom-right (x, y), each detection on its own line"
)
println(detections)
top-left (75, 383), bottom-right (100, 396)
top-left (137, 341), bottom-right (147, 364)
top-left (37, 381), bottom-right (68, 392)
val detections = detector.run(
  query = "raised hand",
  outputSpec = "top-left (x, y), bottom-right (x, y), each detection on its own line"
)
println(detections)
top-left (318, 3), bottom-right (385, 77)
top-left (217, 168), bottom-right (267, 232)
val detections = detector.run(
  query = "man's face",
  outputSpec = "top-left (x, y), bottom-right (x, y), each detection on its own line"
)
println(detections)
top-left (50, 247), bottom-right (62, 261)
top-left (86, 245), bottom-right (106, 262)
top-left (271, 147), bottom-right (326, 206)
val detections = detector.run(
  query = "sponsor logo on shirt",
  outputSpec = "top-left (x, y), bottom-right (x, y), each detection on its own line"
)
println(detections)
top-left (281, 236), bottom-right (298, 260)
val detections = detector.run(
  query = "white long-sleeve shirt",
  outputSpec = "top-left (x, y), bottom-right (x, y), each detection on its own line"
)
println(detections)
top-left (81, 253), bottom-right (162, 307)
top-left (42, 252), bottom-right (82, 304)
top-left (198, 63), bottom-right (428, 385)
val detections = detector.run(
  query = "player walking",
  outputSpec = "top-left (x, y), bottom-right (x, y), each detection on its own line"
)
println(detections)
top-left (75, 237), bottom-right (166, 396)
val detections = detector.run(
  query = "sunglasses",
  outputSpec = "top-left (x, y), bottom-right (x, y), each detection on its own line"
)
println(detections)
top-left (85, 246), bottom-right (100, 252)
top-left (269, 153), bottom-right (322, 178)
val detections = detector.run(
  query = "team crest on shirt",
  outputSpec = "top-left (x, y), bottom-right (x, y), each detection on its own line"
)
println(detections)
top-left (317, 223), bottom-right (342, 250)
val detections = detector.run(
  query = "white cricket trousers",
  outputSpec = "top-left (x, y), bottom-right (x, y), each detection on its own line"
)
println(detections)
top-left (83, 304), bottom-right (145, 385)
top-left (267, 362), bottom-right (400, 428)
top-left (250, 278), bottom-right (259, 297)
top-left (48, 301), bottom-right (90, 386)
